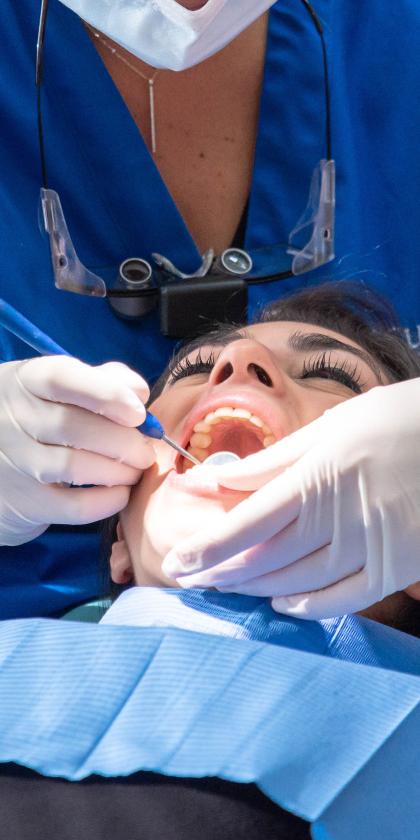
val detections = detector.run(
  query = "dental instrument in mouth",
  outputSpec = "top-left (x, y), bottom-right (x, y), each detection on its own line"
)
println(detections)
top-left (0, 297), bottom-right (200, 466)
top-left (140, 412), bottom-right (201, 465)
top-left (202, 451), bottom-right (241, 466)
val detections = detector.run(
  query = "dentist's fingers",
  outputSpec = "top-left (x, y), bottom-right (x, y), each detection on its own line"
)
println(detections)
top-left (173, 509), bottom-right (332, 590)
top-left (0, 357), bottom-right (152, 545)
top-left (0, 476), bottom-right (133, 543)
top-left (210, 416), bottom-right (324, 491)
top-left (2, 437), bottom-right (144, 487)
top-left (14, 399), bottom-right (156, 471)
top-left (18, 357), bottom-right (150, 426)
top-left (215, 543), bottom-right (362, 597)
top-left (211, 506), bottom-right (365, 593)
top-left (41, 482), bottom-right (133, 525)
top-left (173, 539), bottom-right (284, 590)
top-left (271, 569), bottom-right (371, 620)
top-left (162, 463), bottom-right (304, 579)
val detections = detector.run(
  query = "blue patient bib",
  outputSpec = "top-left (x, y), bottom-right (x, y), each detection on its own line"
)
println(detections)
top-left (0, 591), bottom-right (419, 839)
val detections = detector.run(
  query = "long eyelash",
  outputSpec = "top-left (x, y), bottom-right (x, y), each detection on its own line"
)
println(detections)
top-left (169, 349), bottom-right (216, 383)
top-left (302, 351), bottom-right (365, 393)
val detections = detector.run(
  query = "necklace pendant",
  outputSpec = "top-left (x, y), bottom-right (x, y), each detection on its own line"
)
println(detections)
top-left (90, 28), bottom-right (159, 155)
top-left (148, 78), bottom-right (157, 155)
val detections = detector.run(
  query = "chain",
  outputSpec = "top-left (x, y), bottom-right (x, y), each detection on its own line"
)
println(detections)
top-left (89, 28), bottom-right (161, 154)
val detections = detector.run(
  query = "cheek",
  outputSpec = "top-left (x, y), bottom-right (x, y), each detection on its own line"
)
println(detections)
top-left (119, 438), bottom-right (175, 554)
top-left (119, 470), bottom-right (176, 585)
top-left (125, 474), bottom-right (244, 569)
top-left (149, 388), bottom-right (194, 432)
top-left (119, 480), bottom-right (150, 558)
top-left (298, 389), bottom-right (352, 424)
top-left (144, 484), bottom-right (238, 558)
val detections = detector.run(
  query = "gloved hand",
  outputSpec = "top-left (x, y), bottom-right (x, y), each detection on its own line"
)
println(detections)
top-left (0, 356), bottom-right (156, 546)
top-left (162, 379), bottom-right (420, 619)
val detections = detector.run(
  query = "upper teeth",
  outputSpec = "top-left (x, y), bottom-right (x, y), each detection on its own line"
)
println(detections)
top-left (186, 405), bottom-right (276, 461)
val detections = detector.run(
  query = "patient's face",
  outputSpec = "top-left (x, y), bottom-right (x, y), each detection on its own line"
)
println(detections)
top-left (113, 320), bottom-right (385, 588)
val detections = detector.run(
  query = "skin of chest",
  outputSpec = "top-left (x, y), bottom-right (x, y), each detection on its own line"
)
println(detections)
top-left (88, 14), bottom-right (269, 254)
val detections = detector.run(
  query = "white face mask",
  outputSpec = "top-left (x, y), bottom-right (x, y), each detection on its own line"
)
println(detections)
top-left (59, 0), bottom-right (276, 70)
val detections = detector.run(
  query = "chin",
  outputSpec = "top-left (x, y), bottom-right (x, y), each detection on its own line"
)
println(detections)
top-left (143, 480), bottom-right (235, 562)
top-left (123, 449), bottom-right (248, 585)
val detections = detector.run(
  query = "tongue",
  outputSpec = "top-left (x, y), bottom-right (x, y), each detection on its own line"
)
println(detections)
top-left (209, 422), bottom-right (263, 458)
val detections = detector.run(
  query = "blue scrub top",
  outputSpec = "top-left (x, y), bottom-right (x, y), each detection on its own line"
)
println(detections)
top-left (1, 0), bottom-right (420, 617)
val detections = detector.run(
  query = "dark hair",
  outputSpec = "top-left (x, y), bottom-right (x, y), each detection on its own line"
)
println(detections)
top-left (101, 281), bottom-right (420, 624)
top-left (257, 281), bottom-right (420, 382)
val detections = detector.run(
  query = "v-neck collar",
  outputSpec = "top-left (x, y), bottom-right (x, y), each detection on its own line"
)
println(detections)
top-left (44, 1), bottom-right (329, 270)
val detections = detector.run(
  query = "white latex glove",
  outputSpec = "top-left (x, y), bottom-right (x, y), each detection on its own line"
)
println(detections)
top-left (162, 379), bottom-right (420, 619)
top-left (0, 356), bottom-right (156, 546)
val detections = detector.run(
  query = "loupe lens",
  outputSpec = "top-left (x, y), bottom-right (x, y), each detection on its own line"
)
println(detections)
top-left (119, 258), bottom-right (152, 287)
top-left (220, 249), bottom-right (253, 275)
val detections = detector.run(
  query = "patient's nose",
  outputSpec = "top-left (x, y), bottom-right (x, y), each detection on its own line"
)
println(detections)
top-left (208, 339), bottom-right (283, 392)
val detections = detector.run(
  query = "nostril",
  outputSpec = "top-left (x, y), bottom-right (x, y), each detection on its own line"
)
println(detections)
top-left (249, 363), bottom-right (273, 387)
top-left (215, 362), bottom-right (234, 384)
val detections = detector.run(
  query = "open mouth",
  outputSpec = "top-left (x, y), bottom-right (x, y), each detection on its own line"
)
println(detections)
top-left (176, 406), bottom-right (277, 473)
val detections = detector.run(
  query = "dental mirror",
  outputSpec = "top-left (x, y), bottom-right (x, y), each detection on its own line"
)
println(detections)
top-left (202, 451), bottom-right (241, 467)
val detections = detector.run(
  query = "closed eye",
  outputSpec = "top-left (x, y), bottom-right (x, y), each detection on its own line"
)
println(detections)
top-left (301, 352), bottom-right (364, 394)
top-left (169, 350), bottom-right (216, 383)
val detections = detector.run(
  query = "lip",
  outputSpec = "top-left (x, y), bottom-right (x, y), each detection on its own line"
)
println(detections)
top-left (179, 389), bottom-right (287, 452)
top-left (167, 466), bottom-right (249, 500)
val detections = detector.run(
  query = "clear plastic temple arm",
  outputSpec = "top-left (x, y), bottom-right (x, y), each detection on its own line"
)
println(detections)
top-left (287, 159), bottom-right (335, 275)
top-left (40, 188), bottom-right (107, 297)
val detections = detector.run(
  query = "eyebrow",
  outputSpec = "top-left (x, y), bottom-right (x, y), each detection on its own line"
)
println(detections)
top-left (288, 331), bottom-right (384, 382)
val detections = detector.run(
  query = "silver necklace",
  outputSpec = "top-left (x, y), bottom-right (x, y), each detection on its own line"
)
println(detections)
top-left (90, 29), bottom-right (161, 154)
